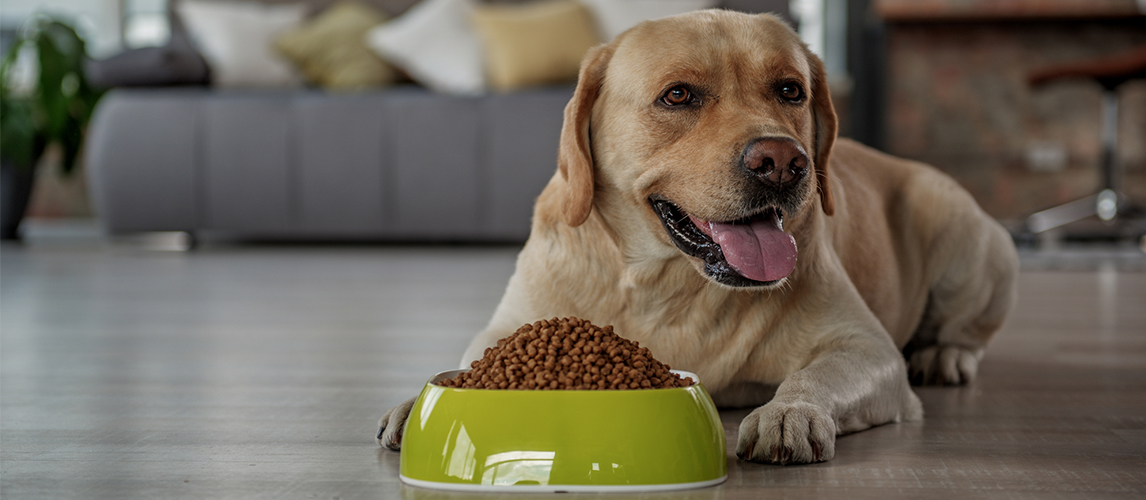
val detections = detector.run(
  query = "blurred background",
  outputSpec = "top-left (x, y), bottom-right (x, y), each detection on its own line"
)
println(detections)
top-left (3, 2), bottom-right (1145, 497)
top-left (1, 0), bottom-right (1144, 246)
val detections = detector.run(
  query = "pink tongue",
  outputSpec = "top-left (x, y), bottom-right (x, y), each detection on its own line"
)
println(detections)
top-left (693, 214), bottom-right (797, 282)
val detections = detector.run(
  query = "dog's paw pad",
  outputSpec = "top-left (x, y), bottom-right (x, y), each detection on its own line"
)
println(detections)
top-left (736, 401), bottom-right (836, 465)
top-left (909, 345), bottom-right (980, 386)
top-left (378, 426), bottom-right (403, 451)
top-left (376, 397), bottom-right (416, 451)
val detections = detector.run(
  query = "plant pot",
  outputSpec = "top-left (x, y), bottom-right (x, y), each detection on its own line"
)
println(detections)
top-left (1, 160), bottom-right (36, 240)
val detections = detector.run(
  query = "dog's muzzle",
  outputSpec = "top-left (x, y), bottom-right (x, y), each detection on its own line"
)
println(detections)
top-left (650, 197), bottom-right (797, 287)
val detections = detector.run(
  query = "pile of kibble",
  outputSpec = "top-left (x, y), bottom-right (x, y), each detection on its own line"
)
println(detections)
top-left (438, 317), bottom-right (692, 390)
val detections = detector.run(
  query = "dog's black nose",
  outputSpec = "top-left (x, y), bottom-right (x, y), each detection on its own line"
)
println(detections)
top-left (742, 138), bottom-right (809, 187)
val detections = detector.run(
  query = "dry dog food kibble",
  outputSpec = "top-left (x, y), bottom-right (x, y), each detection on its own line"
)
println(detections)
top-left (438, 317), bottom-right (692, 390)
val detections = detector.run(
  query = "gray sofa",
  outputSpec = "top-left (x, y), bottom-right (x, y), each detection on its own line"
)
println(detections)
top-left (85, 0), bottom-right (789, 242)
top-left (87, 85), bottom-right (571, 241)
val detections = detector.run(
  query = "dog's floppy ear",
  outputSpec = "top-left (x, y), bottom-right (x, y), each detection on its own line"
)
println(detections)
top-left (558, 43), bottom-right (613, 227)
top-left (808, 50), bottom-right (838, 216)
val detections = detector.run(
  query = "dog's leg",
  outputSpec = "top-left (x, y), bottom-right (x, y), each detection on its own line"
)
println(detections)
top-left (459, 330), bottom-right (505, 369)
top-left (376, 397), bottom-right (415, 450)
top-left (736, 330), bottom-right (923, 464)
top-left (907, 223), bottom-right (1018, 386)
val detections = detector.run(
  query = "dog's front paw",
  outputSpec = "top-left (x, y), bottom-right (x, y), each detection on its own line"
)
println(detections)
top-left (909, 344), bottom-right (981, 385)
top-left (376, 397), bottom-right (416, 450)
top-left (736, 401), bottom-right (836, 464)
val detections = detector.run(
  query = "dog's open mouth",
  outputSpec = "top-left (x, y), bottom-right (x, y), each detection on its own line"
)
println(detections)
top-left (650, 197), bottom-right (797, 287)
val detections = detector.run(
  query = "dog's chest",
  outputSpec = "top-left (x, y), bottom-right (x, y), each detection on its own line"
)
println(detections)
top-left (604, 287), bottom-right (805, 389)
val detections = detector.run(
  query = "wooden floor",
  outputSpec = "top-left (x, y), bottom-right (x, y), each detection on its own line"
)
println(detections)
top-left (2, 228), bottom-right (1145, 499)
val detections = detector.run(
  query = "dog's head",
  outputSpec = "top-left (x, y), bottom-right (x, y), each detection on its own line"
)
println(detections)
top-left (557, 10), bottom-right (837, 289)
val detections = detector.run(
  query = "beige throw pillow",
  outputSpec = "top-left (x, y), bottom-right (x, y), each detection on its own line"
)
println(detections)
top-left (471, 0), bottom-right (600, 91)
top-left (275, 1), bottom-right (395, 90)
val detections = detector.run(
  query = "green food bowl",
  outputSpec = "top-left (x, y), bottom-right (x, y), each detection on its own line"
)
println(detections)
top-left (399, 369), bottom-right (727, 493)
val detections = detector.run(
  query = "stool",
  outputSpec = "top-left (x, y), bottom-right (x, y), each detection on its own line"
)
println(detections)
top-left (1025, 44), bottom-right (1146, 235)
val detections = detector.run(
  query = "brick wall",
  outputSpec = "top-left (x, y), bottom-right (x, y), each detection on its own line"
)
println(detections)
top-left (883, 19), bottom-right (1146, 222)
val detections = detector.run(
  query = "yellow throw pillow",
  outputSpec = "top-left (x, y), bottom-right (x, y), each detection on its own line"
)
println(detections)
top-left (471, 0), bottom-right (600, 91)
top-left (275, 1), bottom-right (395, 90)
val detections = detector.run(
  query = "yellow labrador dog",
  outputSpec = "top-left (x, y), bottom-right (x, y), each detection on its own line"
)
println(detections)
top-left (380, 10), bottom-right (1018, 464)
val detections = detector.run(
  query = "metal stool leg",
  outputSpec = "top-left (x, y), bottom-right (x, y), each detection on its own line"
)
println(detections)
top-left (1026, 88), bottom-right (1123, 233)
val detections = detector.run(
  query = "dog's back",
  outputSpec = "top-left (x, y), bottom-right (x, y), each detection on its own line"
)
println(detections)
top-left (826, 138), bottom-right (1018, 383)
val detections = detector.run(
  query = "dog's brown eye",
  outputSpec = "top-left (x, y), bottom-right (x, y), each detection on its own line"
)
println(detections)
top-left (662, 86), bottom-right (693, 106)
top-left (780, 82), bottom-right (804, 102)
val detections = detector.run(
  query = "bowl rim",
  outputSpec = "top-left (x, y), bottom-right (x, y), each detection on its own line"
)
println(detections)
top-left (424, 369), bottom-right (701, 390)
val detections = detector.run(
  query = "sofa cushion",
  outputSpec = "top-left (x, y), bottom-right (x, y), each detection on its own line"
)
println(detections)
top-left (471, 0), bottom-right (599, 91)
top-left (176, 0), bottom-right (307, 87)
top-left (275, 0), bottom-right (396, 90)
top-left (365, 0), bottom-right (486, 95)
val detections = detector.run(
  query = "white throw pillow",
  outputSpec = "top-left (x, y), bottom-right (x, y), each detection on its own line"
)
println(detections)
top-left (177, 0), bottom-right (307, 87)
top-left (581, 0), bottom-right (718, 41)
top-left (365, 0), bottom-right (486, 96)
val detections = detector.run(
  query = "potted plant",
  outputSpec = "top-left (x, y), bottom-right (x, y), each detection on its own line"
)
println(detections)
top-left (1, 16), bottom-right (103, 240)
